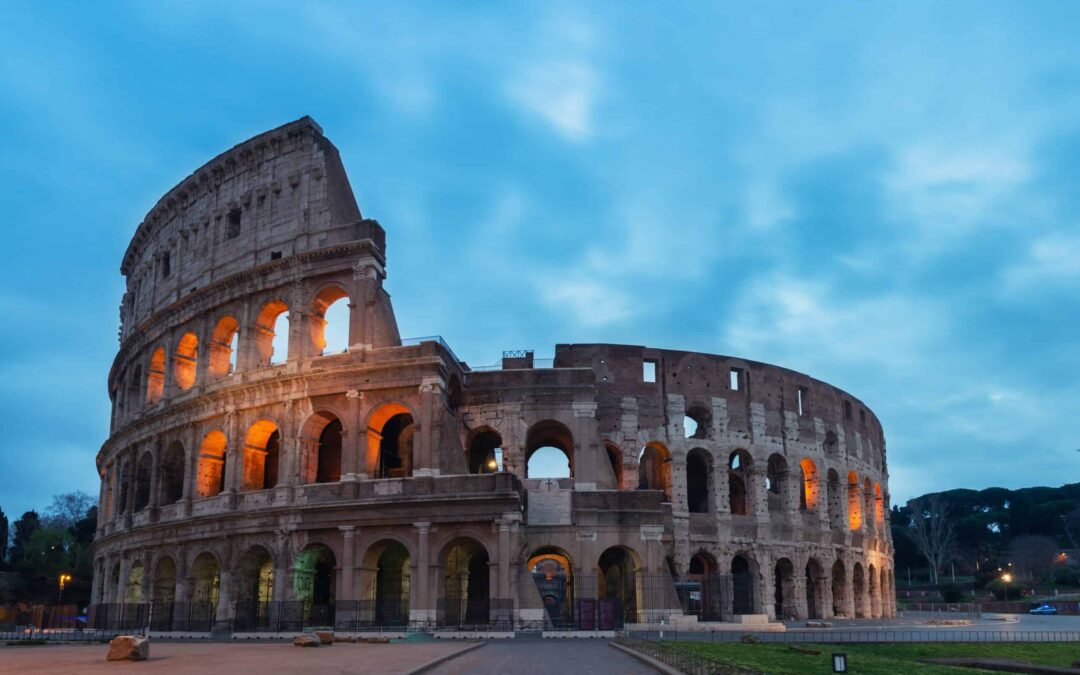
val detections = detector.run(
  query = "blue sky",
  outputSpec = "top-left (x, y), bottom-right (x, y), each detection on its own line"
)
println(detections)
top-left (1, 1), bottom-right (1078, 518)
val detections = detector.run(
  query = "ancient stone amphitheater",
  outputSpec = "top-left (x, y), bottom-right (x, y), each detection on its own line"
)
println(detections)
top-left (91, 117), bottom-right (894, 634)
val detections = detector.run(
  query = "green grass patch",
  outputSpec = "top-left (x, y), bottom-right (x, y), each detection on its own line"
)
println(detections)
top-left (5, 639), bottom-right (48, 646)
top-left (670, 640), bottom-right (1080, 674)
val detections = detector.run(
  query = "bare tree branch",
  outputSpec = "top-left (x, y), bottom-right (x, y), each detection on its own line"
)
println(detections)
top-left (906, 495), bottom-right (956, 585)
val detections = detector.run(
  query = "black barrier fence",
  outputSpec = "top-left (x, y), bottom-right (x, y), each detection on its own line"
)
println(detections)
top-left (434, 598), bottom-right (514, 630)
top-left (233, 601), bottom-right (334, 632)
top-left (615, 635), bottom-right (764, 675)
top-left (628, 628), bottom-right (1080, 643)
top-left (533, 572), bottom-right (718, 630)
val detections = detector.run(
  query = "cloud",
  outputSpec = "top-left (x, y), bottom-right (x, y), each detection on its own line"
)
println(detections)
top-left (1001, 233), bottom-right (1080, 293)
top-left (505, 59), bottom-right (598, 142)
top-left (536, 276), bottom-right (631, 327)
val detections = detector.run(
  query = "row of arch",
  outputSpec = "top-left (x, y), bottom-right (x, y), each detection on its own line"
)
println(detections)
top-left (116, 285), bottom-right (353, 418)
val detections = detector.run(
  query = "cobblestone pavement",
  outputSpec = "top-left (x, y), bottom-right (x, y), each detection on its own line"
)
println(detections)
top-left (0, 640), bottom-right (479, 675)
top-left (428, 638), bottom-right (657, 675)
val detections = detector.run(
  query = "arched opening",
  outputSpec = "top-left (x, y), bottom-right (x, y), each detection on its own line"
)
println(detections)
top-left (637, 442), bottom-right (671, 499)
top-left (255, 300), bottom-right (289, 366)
top-left (528, 547), bottom-right (573, 628)
top-left (684, 405), bottom-right (710, 439)
top-left (526, 420), bottom-right (574, 479)
top-left (848, 471), bottom-right (863, 530)
top-left (831, 560), bottom-right (848, 617)
top-left (242, 420), bottom-right (281, 491)
top-left (146, 347), bottom-right (165, 404)
top-left (109, 563), bottom-right (121, 602)
top-left (152, 557), bottom-right (176, 602)
top-left (806, 558), bottom-right (825, 620)
top-left (728, 450), bottom-right (752, 515)
top-left (117, 458), bottom-right (131, 515)
top-left (874, 483), bottom-right (885, 526)
top-left (366, 403), bottom-right (415, 479)
top-left (731, 554), bottom-right (755, 615)
top-left (441, 538), bottom-right (490, 626)
top-left (125, 366), bottom-right (142, 415)
top-left (365, 540), bottom-right (411, 626)
top-left (686, 551), bottom-right (722, 621)
top-left (208, 315), bottom-right (240, 379)
top-left (766, 454), bottom-right (788, 513)
top-left (686, 448), bottom-right (712, 513)
top-left (824, 430), bottom-right (838, 458)
top-left (195, 430), bottom-right (227, 498)
top-left (827, 469), bottom-right (844, 530)
top-left (124, 562), bottom-right (144, 604)
top-left (467, 428), bottom-right (503, 475)
top-left (236, 546), bottom-right (275, 604)
top-left (311, 286), bottom-right (351, 356)
top-left (773, 557), bottom-right (796, 620)
top-left (301, 412), bottom-right (344, 484)
top-left (173, 331), bottom-right (198, 391)
top-left (133, 452), bottom-right (152, 511)
top-left (605, 442), bottom-right (623, 489)
top-left (294, 544), bottom-right (336, 624)
top-left (852, 562), bottom-right (866, 618)
top-left (800, 458), bottom-right (819, 512)
top-left (191, 552), bottom-right (220, 606)
top-left (598, 546), bottom-right (639, 627)
top-left (159, 441), bottom-right (185, 505)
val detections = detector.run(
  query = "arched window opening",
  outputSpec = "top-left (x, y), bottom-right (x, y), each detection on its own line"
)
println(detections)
top-left (824, 431), bottom-right (839, 458)
top-left (174, 332), bottom-right (198, 391)
top-left (605, 442), bottom-right (623, 489)
top-left (826, 469), bottom-right (844, 531)
top-left (243, 420), bottom-right (281, 491)
top-left (236, 546), bottom-right (275, 605)
top-left (637, 443), bottom-right (672, 499)
top-left (774, 558), bottom-right (796, 620)
top-left (317, 419), bottom-right (343, 483)
top-left (365, 404), bottom-right (415, 479)
top-left (831, 560), bottom-right (847, 618)
top-left (847, 471), bottom-right (863, 530)
top-left (684, 406), bottom-right (710, 439)
top-left (365, 541), bottom-right (411, 627)
top-left (468, 429), bottom-right (503, 474)
top-left (528, 547), bottom-right (573, 628)
top-left (191, 553), bottom-right (220, 606)
top-left (728, 450), bottom-right (752, 515)
top-left (442, 538), bottom-right (490, 626)
top-left (731, 554), bottom-right (755, 615)
top-left (598, 547), bottom-right (639, 627)
top-left (311, 286), bottom-right (351, 356)
top-left (686, 448), bottom-right (712, 513)
top-left (126, 366), bottom-right (142, 415)
top-left (133, 452), bottom-right (152, 511)
top-left (525, 420), bottom-right (574, 479)
top-left (852, 562), bottom-right (867, 618)
top-left (255, 300), bottom-right (289, 366)
top-left (874, 483), bottom-right (885, 525)
top-left (125, 562), bottom-right (144, 604)
top-left (766, 454), bottom-right (788, 513)
top-left (152, 557), bottom-right (177, 603)
top-left (196, 430), bottom-right (227, 498)
top-left (209, 315), bottom-right (240, 379)
top-left (159, 441), bottom-right (185, 504)
top-left (146, 347), bottom-right (165, 405)
top-left (294, 545), bottom-right (336, 612)
top-left (686, 551), bottom-right (722, 622)
top-left (806, 559), bottom-right (825, 620)
top-left (800, 458), bottom-right (819, 512)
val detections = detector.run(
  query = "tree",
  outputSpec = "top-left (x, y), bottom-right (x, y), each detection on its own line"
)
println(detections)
top-left (0, 507), bottom-right (8, 564)
top-left (9, 511), bottom-right (41, 567)
top-left (43, 492), bottom-right (95, 529)
top-left (906, 495), bottom-right (956, 585)
top-left (1063, 507), bottom-right (1080, 550)
top-left (1008, 535), bottom-right (1058, 584)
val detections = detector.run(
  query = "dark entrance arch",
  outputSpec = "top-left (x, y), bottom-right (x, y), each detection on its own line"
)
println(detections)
top-left (731, 554), bottom-right (755, 615)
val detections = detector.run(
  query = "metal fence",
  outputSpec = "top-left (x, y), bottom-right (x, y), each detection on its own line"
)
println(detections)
top-left (629, 628), bottom-right (1080, 643)
top-left (615, 635), bottom-right (764, 675)
top-left (532, 573), bottom-right (687, 630)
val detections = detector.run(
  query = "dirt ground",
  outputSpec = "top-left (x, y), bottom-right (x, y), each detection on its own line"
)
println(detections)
top-left (0, 640), bottom-right (480, 675)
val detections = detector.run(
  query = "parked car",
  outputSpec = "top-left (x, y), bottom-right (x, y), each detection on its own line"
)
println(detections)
top-left (1029, 604), bottom-right (1058, 615)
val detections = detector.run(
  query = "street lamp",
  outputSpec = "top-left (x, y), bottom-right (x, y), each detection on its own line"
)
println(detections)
top-left (1001, 573), bottom-right (1012, 602)
top-left (58, 574), bottom-right (72, 604)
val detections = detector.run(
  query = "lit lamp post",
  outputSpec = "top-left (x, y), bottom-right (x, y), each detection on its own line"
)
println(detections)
top-left (58, 574), bottom-right (72, 604)
top-left (1001, 573), bottom-right (1012, 602)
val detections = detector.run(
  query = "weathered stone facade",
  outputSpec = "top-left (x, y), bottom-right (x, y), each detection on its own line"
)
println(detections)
top-left (92, 117), bottom-right (895, 629)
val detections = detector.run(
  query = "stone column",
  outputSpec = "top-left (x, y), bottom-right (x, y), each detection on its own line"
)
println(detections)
top-left (183, 425), bottom-right (198, 516)
top-left (273, 530), bottom-right (291, 602)
top-left (414, 379), bottom-right (440, 476)
top-left (215, 569), bottom-right (233, 625)
top-left (139, 553), bottom-right (153, 604)
top-left (117, 557), bottom-right (131, 606)
top-left (149, 440), bottom-right (162, 521)
top-left (342, 391), bottom-right (362, 481)
top-left (91, 558), bottom-right (104, 605)
top-left (222, 412), bottom-right (240, 501)
top-left (339, 527), bottom-right (356, 602)
top-left (412, 522), bottom-right (432, 624)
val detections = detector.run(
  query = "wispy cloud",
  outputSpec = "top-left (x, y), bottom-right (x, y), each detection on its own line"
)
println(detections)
top-left (1002, 233), bottom-right (1080, 293)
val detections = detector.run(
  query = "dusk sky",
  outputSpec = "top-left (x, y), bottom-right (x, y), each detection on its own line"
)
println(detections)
top-left (1, 2), bottom-right (1078, 519)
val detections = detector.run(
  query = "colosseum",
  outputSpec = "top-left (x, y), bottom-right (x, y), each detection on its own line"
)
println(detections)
top-left (91, 116), bottom-right (895, 635)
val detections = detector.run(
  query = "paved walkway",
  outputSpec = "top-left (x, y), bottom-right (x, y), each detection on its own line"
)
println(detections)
top-left (427, 638), bottom-right (656, 675)
top-left (0, 640), bottom-right (479, 675)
